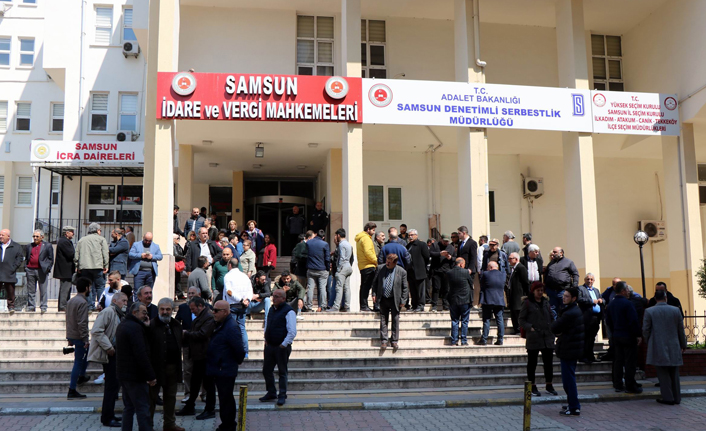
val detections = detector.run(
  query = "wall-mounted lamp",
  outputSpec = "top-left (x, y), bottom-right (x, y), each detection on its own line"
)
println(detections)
top-left (255, 143), bottom-right (264, 158)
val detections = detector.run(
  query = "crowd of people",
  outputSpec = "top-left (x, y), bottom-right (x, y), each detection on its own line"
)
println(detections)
top-left (0, 204), bottom-right (691, 424)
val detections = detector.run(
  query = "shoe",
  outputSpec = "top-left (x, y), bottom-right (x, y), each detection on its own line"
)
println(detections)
top-left (340, 308), bottom-right (350, 312)
top-left (476, 340), bottom-right (487, 346)
top-left (40, 309), bottom-right (47, 314)
top-left (655, 382), bottom-right (661, 387)
top-left (391, 342), bottom-right (399, 349)
top-left (26, 308), bottom-right (36, 313)
top-left (414, 307), bottom-right (425, 312)
top-left (259, 394), bottom-right (277, 402)
top-left (175, 406), bottom-right (195, 416)
top-left (494, 339), bottom-right (503, 346)
top-left (296, 315), bottom-right (305, 321)
top-left (325, 308), bottom-right (339, 312)
top-left (8, 309), bottom-right (14, 315)
top-left (155, 395), bottom-right (164, 406)
top-left (380, 342), bottom-right (388, 349)
top-left (625, 387), bottom-right (643, 394)
top-left (77, 376), bottom-right (90, 385)
top-left (94, 374), bottom-right (105, 384)
top-left (316, 307), bottom-right (322, 312)
top-left (373, 307), bottom-right (380, 313)
top-left (614, 387), bottom-right (625, 393)
top-left (546, 385), bottom-right (558, 396)
top-left (277, 398), bottom-right (286, 406)
top-left (656, 399), bottom-right (675, 405)
top-left (461, 341), bottom-right (469, 346)
top-left (67, 389), bottom-right (87, 399)
top-left (102, 419), bottom-right (121, 428)
top-left (531, 385), bottom-right (541, 397)
top-left (163, 426), bottom-right (185, 431)
top-left (560, 409), bottom-right (580, 416)
top-left (635, 382), bottom-right (643, 388)
top-left (360, 307), bottom-right (372, 312)
top-left (429, 309), bottom-right (438, 313)
top-left (181, 396), bottom-right (189, 404)
top-left (196, 410), bottom-right (215, 420)
top-left (112, 417), bottom-right (121, 422)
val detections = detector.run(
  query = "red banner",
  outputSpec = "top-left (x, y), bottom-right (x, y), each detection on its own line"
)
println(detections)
top-left (156, 72), bottom-right (362, 123)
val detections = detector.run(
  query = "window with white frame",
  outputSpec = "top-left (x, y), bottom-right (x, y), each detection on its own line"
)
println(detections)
top-left (296, 15), bottom-right (334, 76)
top-left (591, 34), bottom-right (623, 91)
top-left (119, 93), bottom-right (138, 131)
top-left (87, 184), bottom-right (142, 223)
top-left (95, 6), bottom-right (113, 45)
top-left (0, 37), bottom-right (10, 66)
top-left (90, 93), bottom-right (109, 131)
top-left (122, 7), bottom-right (136, 41)
top-left (361, 20), bottom-right (386, 79)
top-left (367, 185), bottom-right (403, 221)
top-left (51, 102), bottom-right (64, 132)
top-left (0, 101), bottom-right (7, 132)
top-left (19, 38), bottom-right (34, 66)
top-left (15, 102), bottom-right (30, 131)
top-left (51, 176), bottom-right (59, 206)
top-left (0, 176), bottom-right (4, 205)
top-left (17, 176), bottom-right (32, 206)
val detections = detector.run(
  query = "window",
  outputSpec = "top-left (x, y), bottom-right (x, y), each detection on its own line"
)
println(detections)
top-left (388, 187), bottom-right (402, 220)
top-left (122, 7), bottom-right (136, 41)
top-left (488, 191), bottom-right (496, 223)
top-left (698, 164), bottom-right (706, 205)
top-left (87, 184), bottom-right (142, 223)
top-left (0, 37), bottom-right (10, 66)
top-left (591, 34), bottom-right (623, 91)
top-left (51, 176), bottom-right (59, 206)
top-left (90, 93), bottom-right (109, 131)
top-left (361, 20), bottom-right (386, 78)
top-left (0, 176), bottom-right (4, 205)
top-left (0, 101), bottom-right (7, 132)
top-left (119, 93), bottom-right (138, 131)
top-left (15, 102), bottom-right (30, 131)
top-left (368, 185), bottom-right (384, 221)
top-left (95, 7), bottom-right (113, 45)
top-left (296, 15), bottom-right (334, 76)
top-left (19, 38), bottom-right (34, 66)
top-left (17, 176), bottom-right (32, 206)
top-left (51, 102), bottom-right (64, 132)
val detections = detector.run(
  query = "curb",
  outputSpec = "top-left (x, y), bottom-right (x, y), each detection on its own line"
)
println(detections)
top-left (1, 389), bottom-right (705, 415)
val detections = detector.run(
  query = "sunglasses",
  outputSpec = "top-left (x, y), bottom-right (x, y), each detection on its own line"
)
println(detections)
top-left (214, 308), bottom-right (228, 313)
top-left (32, 235), bottom-right (41, 238)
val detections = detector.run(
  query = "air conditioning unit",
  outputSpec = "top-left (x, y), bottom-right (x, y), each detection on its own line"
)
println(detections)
top-left (524, 177), bottom-right (544, 196)
top-left (117, 130), bottom-right (138, 142)
top-left (639, 220), bottom-right (667, 242)
top-left (122, 41), bottom-right (140, 58)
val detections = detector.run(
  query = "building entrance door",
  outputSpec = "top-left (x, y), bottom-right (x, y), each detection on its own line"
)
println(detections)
top-left (246, 196), bottom-right (315, 256)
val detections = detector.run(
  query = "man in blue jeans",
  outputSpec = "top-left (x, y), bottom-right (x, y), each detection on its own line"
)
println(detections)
top-left (128, 232), bottom-right (163, 301)
top-left (478, 261), bottom-right (505, 346)
top-left (551, 286), bottom-right (585, 416)
top-left (74, 222), bottom-right (109, 311)
top-left (66, 277), bottom-right (91, 399)
top-left (305, 231), bottom-right (330, 312)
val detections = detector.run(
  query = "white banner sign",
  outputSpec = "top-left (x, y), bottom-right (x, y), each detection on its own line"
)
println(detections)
top-left (362, 78), bottom-right (593, 132)
top-left (590, 91), bottom-right (679, 135)
top-left (31, 141), bottom-right (144, 164)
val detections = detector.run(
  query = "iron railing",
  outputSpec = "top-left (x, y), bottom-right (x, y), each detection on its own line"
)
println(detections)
top-left (34, 218), bottom-right (142, 243)
top-left (684, 312), bottom-right (706, 345)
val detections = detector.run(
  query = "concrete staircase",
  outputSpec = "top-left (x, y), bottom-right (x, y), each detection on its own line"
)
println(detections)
top-left (0, 299), bottom-right (612, 396)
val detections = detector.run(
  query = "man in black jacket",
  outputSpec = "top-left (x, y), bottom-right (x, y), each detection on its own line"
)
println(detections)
top-left (506, 252), bottom-right (529, 334)
top-left (259, 289), bottom-right (297, 407)
top-left (177, 297), bottom-right (216, 419)
top-left (647, 281), bottom-right (684, 318)
top-left (577, 273), bottom-right (604, 363)
top-left (149, 298), bottom-right (184, 431)
top-left (173, 205), bottom-right (184, 237)
top-left (520, 244), bottom-right (543, 284)
top-left (445, 258), bottom-right (473, 345)
top-left (406, 229), bottom-right (430, 312)
top-left (175, 286), bottom-right (200, 403)
top-left (184, 227), bottom-right (222, 276)
top-left (24, 229), bottom-right (54, 313)
top-left (116, 303), bottom-right (157, 430)
top-left (456, 226), bottom-right (478, 282)
top-left (429, 234), bottom-right (456, 312)
top-left (54, 226), bottom-right (76, 312)
top-left (551, 287), bottom-right (584, 416)
top-left (544, 247), bottom-right (579, 314)
top-left (606, 282), bottom-right (643, 394)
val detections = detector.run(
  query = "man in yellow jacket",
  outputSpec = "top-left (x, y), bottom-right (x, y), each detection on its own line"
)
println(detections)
top-left (355, 222), bottom-right (378, 312)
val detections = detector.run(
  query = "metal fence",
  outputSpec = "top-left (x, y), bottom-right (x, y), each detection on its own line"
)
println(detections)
top-left (34, 218), bottom-right (143, 243)
top-left (684, 312), bottom-right (706, 345)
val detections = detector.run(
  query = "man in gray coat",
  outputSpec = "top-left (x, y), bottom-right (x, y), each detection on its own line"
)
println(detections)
top-left (372, 253), bottom-right (409, 349)
top-left (643, 289), bottom-right (687, 405)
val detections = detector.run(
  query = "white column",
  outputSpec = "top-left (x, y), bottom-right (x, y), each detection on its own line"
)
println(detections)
top-left (141, 0), bottom-right (180, 300)
top-left (341, 0), bottom-right (363, 310)
top-left (454, 0), bottom-right (489, 239)
top-left (555, 0), bottom-right (600, 287)
top-left (662, 125), bottom-right (705, 315)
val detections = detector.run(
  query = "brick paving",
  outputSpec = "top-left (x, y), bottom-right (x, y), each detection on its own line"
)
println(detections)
top-left (2, 397), bottom-right (706, 430)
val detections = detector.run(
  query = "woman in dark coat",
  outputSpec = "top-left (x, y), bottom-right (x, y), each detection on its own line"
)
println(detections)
top-left (519, 281), bottom-right (557, 397)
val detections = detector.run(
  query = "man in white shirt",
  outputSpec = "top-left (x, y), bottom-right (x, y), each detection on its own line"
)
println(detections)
top-left (520, 244), bottom-right (543, 284)
top-left (223, 258), bottom-right (252, 358)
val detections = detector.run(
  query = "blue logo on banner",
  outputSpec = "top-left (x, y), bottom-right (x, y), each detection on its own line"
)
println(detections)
top-left (572, 94), bottom-right (585, 116)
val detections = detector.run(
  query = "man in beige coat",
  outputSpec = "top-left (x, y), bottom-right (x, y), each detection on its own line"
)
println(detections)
top-left (88, 292), bottom-right (127, 427)
top-left (643, 289), bottom-right (687, 405)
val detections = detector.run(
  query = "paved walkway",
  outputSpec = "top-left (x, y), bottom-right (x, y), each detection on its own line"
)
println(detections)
top-left (1, 397), bottom-right (705, 430)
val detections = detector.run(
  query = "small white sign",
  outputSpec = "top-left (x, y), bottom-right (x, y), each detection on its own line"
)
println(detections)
top-left (590, 91), bottom-right (679, 136)
top-left (30, 141), bottom-right (145, 165)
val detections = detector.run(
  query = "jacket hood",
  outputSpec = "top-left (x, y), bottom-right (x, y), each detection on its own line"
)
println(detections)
top-left (355, 231), bottom-right (371, 242)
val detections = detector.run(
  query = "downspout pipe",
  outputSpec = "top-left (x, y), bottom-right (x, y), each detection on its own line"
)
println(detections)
top-left (473, 0), bottom-right (486, 68)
